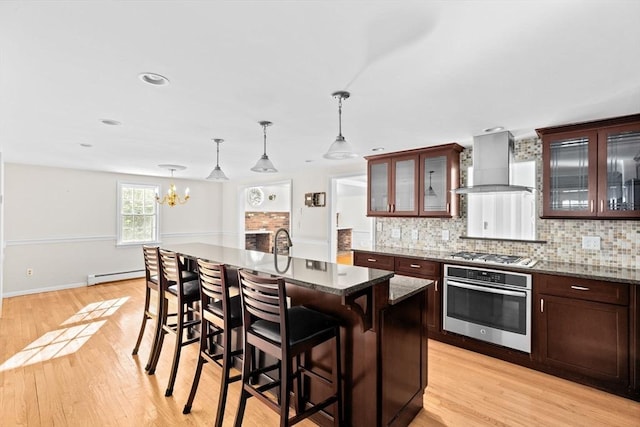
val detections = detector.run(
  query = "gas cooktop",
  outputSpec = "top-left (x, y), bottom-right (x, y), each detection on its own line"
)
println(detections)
top-left (448, 251), bottom-right (538, 268)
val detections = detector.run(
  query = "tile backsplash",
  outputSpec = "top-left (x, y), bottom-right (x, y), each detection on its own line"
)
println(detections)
top-left (375, 138), bottom-right (640, 269)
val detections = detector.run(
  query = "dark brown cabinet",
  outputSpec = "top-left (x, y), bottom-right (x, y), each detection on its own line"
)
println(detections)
top-left (394, 257), bottom-right (441, 333)
top-left (536, 274), bottom-right (630, 388)
top-left (366, 143), bottom-right (462, 218)
top-left (367, 154), bottom-right (419, 216)
top-left (419, 143), bottom-right (463, 217)
top-left (537, 114), bottom-right (640, 219)
top-left (353, 250), bottom-right (442, 335)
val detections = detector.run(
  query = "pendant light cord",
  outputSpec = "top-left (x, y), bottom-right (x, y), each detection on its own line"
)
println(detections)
top-left (263, 123), bottom-right (268, 155)
top-left (337, 96), bottom-right (343, 137)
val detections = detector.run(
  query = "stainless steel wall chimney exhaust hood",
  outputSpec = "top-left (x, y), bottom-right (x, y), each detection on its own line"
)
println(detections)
top-left (455, 130), bottom-right (533, 194)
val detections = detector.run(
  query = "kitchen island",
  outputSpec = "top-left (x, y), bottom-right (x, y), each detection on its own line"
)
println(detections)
top-left (164, 243), bottom-right (431, 427)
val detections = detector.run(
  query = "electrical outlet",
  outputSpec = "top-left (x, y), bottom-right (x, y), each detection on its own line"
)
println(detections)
top-left (391, 228), bottom-right (401, 239)
top-left (442, 230), bottom-right (450, 241)
top-left (411, 229), bottom-right (419, 240)
top-left (582, 236), bottom-right (601, 250)
top-left (26, 268), bottom-right (34, 277)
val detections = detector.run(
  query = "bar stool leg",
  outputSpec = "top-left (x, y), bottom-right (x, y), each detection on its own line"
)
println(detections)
top-left (132, 287), bottom-right (151, 357)
top-left (233, 342), bottom-right (253, 427)
top-left (182, 333), bottom-right (205, 413)
top-left (165, 306), bottom-right (185, 396)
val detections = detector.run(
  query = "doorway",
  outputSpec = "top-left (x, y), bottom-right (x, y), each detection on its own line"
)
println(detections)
top-left (329, 174), bottom-right (373, 264)
top-left (239, 180), bottom-right (292, 254)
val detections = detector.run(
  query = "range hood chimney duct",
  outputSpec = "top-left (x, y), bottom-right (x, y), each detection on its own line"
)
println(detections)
top-left (455, 130), bottom-right (533, 194)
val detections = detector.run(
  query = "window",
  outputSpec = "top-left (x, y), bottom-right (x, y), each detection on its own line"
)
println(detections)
top-left (117, 182), bottom-right (159, 245)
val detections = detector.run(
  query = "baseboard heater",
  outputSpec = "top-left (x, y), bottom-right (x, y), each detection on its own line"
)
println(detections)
top-left (87, 269), bottom-right (145, 286)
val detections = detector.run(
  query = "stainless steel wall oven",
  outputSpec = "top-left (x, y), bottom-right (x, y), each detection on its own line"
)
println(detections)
top-left (443, 264), bottom-right (532, 353)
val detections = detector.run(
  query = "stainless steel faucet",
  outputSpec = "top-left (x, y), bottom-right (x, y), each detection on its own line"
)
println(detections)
top-left (273, 228), bottom-right (292, 255)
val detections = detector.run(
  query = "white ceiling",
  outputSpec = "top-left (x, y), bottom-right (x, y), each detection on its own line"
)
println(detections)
top-left (1, 1), bottom-right (639, 181)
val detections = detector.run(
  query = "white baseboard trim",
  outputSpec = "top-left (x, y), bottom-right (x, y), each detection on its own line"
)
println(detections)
top-left (3, 281), bottom-right (87, 298)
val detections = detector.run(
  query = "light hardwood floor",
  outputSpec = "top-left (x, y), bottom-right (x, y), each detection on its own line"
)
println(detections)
top-left (1, 279), bottom-right (638, 426)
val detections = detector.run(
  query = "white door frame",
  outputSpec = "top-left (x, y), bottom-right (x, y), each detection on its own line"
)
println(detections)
top-left (328, 173), bottom-right (372, 262)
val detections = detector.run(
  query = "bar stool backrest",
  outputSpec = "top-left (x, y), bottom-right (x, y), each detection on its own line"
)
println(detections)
top-left (142, 245), bottom-right (160, 285)
top-left (237, 270), bottom-right (289, 350)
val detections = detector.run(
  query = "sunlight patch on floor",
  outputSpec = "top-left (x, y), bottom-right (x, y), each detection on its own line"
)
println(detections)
top-left (0, 297), bottom-right (129, 371)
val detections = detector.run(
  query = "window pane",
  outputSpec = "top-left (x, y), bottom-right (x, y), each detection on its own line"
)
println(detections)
top-left (133, 189), bottom-right (144, 215)
top-left (118, 183), bottom-right (159, 244)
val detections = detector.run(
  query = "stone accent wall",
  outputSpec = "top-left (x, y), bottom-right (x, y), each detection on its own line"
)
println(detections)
top-left (375, 138), bottom-right (640, 269)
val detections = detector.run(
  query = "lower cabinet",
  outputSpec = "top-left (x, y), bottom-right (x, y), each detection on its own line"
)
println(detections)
top-left (353, 251), bottom-right (441, 335)
top-left (536, 274), bottom-right (630, 391)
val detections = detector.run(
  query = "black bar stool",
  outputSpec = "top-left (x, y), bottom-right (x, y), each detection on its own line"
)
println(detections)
top-left (182, 259), bottom-right (243, 426)
top-left (147, 249), bottom-right (200, 397)
top-left (235, 269), bottom-right (343, 427)
top-left (132, 245), bottom-right (162, 371)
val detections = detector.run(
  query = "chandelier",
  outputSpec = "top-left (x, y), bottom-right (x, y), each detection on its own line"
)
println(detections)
top-left (156, 165), bottom-right (190, 207)
top-left (323, 90), bottom-right (358, 160)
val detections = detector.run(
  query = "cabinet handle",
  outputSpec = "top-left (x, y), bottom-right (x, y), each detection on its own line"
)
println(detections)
top-left (600, 199), bottom-right (604, 212)
top-left (446, 202), bottom-right (450, 213)
top-left (541, 298), bottom-right (544, 313)
top-left (570, 285), bottom-right (590, 291)
top-left (409, 264), bottom-right (421, 268)
top-left (435, 280), bottom-right (438, 292)
top-left (392, 204), bottom-right (396, 213)
top-left (367, 258), bottom-right (377, 262)
top-left (387, 204), bottom-right (391, 212)
top-left (590, 200), bottom-right (594, 213)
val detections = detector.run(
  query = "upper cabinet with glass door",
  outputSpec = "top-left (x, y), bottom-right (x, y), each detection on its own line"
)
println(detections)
top-left (367, 154), bottom-right (419, 216)
top-left (538, 114), bottom-right (640, 219)
top-left (419, 144), bottom-right (463, 217)
top-left (366, 143), bottom-right (462, 217)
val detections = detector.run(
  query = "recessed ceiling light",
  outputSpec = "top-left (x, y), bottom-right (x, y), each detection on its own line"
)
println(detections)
top-left (483, 126), bottom-right (504, 133)
top-left (138, 72), bottom-right (170, 86)
top-left (372, 147), bottom-right (385, 152)
top-left (80, 143), bottom-right (93, 148)
top-left (101, 119), bottom-right (121, 126)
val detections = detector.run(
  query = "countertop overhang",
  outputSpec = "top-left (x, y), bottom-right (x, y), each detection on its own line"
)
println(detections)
top-left (163, 243), bottom-right (395, 296)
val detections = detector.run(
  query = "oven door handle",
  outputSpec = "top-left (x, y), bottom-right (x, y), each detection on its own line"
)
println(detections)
top-left (447, 280), bottom-right (527, 298)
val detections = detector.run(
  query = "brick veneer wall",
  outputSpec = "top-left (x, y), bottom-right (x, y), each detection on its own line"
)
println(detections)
top-left (245, 212), bottom-right (290, 253)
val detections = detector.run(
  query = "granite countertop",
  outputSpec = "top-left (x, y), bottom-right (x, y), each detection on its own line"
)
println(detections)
top-left (389, 275), bottom-right (433, 305)
top-left (164, 243), bottom-right (394, 296)
top-left (353, 245), bottom-right (640, 285)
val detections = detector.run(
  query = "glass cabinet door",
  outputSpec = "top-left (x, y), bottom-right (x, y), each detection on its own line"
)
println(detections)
top-left (422, 155), bottom-right (447, 213)
top-left (369, 160), bottom-right (389, 213)
top-left (393, 157), bottom-right (417, 214)
top-left (599, 124), bottom-right (640, 216)
top-left (545, 131), bottom-right (597, 216)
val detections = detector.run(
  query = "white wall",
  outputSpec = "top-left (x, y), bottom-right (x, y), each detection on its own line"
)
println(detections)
top-left (244, 183), bottom-right (291, 212)
top-left (2, 161), bottom-right (365, 297)
top-left (3, 163), bottom-right (224, 296)
top-left (223, 163), bottom-right (367, 262)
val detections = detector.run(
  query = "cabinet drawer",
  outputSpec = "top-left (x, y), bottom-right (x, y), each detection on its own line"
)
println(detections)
top-left (537, 274), bottom-right (629, 305)
top-left (395, 257), bottom-right (441, 279)
top-left (353, 252), bottom-right (395, 271)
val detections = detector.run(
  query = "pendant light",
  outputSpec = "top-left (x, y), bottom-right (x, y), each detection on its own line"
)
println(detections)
top-left (323, 91), bottom-right (358, 160)
top-left (427, 171), bottom-right (437, 197)
top-left (206, 138), bottom-right (229, 181)
top-left (251, 121), bottom-right (278, 173)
